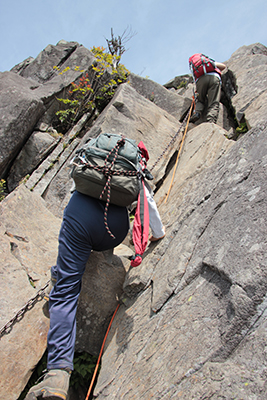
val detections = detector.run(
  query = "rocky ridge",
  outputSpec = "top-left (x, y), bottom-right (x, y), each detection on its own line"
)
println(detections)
top-left (0, 41), bottom-right (266, 399)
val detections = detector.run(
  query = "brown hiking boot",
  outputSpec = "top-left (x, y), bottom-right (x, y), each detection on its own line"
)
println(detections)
top-left (24, 369), bottom-right (71, 400)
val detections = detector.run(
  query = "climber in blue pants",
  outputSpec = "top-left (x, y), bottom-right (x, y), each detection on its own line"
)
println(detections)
top-left (25, 190), bottom-right (129, 400)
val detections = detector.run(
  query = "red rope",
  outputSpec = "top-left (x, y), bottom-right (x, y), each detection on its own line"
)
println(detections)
top-left (85, 303), bottom-right (120, 400)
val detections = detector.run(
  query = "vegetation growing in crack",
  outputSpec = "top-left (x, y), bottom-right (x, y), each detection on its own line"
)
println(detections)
top-left (177, 80), bottom-right (187, 89)
top-left (54, 44), bottom-right (130, 134)
top-left (235, 121), bottom-right (248, 136)
top-left (18, 350), bottom-right (98, 400)
top-left (0, 179), bottom-right (6, 201)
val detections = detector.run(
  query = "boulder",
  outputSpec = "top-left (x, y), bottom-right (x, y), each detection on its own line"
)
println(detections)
top-left (163, 74), bottom-right (193, 90)
top-left (11, 56), bottom-right (35, 75)
top-left (7, 130), bottom-right (59, 191)
top-left (33, 43), bottom-right (96, 104)
top-left (11, 40), bottom-right (96, 105)
top-left (11, 41), bottom-right (96, 142)
top-left (0, 185), bottom-right (60, 400)
top-left (129, 73), bottom-right (192, 120)
top-left (0, 71), bottom-right (45, 178)
top-left (12, 40), bottom-right (80, 84)
top-left (225, 43), bottom-right (267, 129)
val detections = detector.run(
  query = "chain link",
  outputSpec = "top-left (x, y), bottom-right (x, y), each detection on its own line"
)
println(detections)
top-left (150, 105), bottom-right (192, 172)
top-left (0, 280), bottom-right (50, 339)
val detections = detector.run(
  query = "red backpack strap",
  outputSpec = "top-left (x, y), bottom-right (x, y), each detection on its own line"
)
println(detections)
top-left (189, 53), bottom-right (204, 81)
top-left (130, 179), bottom-right (149, 267)
top-left (201, 54), bottom-right (208, 74)
top-left (201, 54), bottom-right (221, 76)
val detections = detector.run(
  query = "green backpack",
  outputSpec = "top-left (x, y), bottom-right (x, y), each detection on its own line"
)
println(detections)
top-left (70, 133), bottom-right (142, 207)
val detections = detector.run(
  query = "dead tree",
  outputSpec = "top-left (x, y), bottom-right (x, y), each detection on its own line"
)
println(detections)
top-left (105, 27), bottom-right (137, 67)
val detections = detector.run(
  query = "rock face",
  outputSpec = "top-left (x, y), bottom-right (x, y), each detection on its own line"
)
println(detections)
top-left (0, 41), bottom-right (266, 400)
top-left (1, 40), bottom-right (96, 187)
top-left (225, 43), bottom-right (267, 129)
top-left (0, 186), bottom-right (60, 399)
top-left (129, 73), bottom-right (192, 119)
top-left (95, 124), bottom-right (267, 399)
top-left (0, 72), bottom-right (45, 177)
top-left (7, 129), bottom-right (59, 191)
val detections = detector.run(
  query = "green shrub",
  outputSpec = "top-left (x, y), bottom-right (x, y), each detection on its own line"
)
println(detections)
top-left (177, 81), bottom-right (187, 89)
top-left (0, 179), bottom-right (6, 201)
top-left (18, 350), bottom-right (98, 399)
top-left (71, 351), bottom-right (98, 390)
top-left (55, 46), bottom-right (129, 132)
top-left (236, 122), bottom-right (248, 134)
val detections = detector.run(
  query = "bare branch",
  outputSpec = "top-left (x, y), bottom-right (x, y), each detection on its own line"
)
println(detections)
top-left (105, 26), bottom-right (137, 66)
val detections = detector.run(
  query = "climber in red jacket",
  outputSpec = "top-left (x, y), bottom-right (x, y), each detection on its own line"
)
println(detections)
top-left (189, 53), bottom-right (226, 124)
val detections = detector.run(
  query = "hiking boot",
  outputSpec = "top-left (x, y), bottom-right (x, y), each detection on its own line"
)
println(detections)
top-left (24, 369), bottom-right (71, 400)
top-left (189, 111), bottom-right (200, 123)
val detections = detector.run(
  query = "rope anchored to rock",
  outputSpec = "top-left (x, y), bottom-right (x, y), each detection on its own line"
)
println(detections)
top-left (150, 100), bottom-right (194, 173)
top-left (85, 303), bottom-right (120, 400)
top-left (164, 98), bottom-right (194, 203)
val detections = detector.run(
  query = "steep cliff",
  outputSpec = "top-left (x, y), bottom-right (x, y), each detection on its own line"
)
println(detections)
top-left (0, 41), bottom-right (266, 400)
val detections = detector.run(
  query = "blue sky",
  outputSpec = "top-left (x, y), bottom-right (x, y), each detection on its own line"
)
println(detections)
top-left (0, 0), bottom-right (266, 85)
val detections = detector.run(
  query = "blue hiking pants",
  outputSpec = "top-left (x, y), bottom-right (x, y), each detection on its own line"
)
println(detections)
top-left (47, 191), bottom-right (129, 371)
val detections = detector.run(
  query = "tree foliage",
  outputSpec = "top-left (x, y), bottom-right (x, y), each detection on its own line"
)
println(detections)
top-left (55, 37), bottom-right (131, 133)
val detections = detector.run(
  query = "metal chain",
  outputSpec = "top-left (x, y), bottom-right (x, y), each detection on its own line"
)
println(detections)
top-left (0, 279), bottom-right (50, 339)
top-left (150, 103), bottom-right (193, 172)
